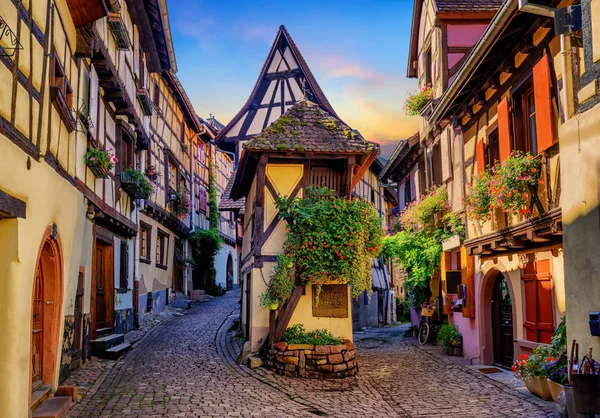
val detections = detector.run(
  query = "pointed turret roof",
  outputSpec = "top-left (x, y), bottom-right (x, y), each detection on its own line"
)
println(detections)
top-left (215, 25), bottom-right (339, 152)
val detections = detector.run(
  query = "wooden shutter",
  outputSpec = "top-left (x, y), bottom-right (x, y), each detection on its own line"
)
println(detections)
top-left (120, 240), bottom-right (128, 289)
top-left (460, 246), bottom-right (475, 319)
top-left (476, 140), bottom-right (485, 173)
top-left (533, 55), bottom-right (554, 153)
top-left (535, 260), bottom-right (554, 344)
top-left (522, 262), bottom-right (539, 341)
top-left (498, 96), bottom-right (511, 162)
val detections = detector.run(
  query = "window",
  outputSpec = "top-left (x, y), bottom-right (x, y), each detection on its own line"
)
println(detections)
top-left (197, 142), bottom-right (206, 166)
top-left (168, 160), bottom-right (177, 191)
top-left (430, 143), bottom-right (442, 187)
top-left (140, 222), bottom-right (151, 263)
top-left (121, 131), bottom-right (134, 169)
top-left (156, 229), bottom-right (169, 269)
top-left (424, 49), bottom-right (432, 86)
top-left (119, 240), bottom-right (129, 290)
top-left (199, 186), bottom-right (207, 211)
top-left (522, 259), bottom-right (554, 344)
top-left (49, 54), bottom-right (76, 132)
top-left (444, 250), bottom-right (462, 295)
top-left (146, 147), bottom-right (152, 171)
top-left (513, 78), bottom-right (539, 156)
top-left (485, 126), bottom-right (500, 168)
top-left (153, 80), bottom-right (160, 107)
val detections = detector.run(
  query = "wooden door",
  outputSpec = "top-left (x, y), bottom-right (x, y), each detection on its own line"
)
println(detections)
top-left (71, 270), bottom-right (84, 370)
top-left (492, 274), bottom-right (514, 367)
top-left (92, 239), bottom-right (113, 338)
top-left (31, 266), bottom-right (43, 388)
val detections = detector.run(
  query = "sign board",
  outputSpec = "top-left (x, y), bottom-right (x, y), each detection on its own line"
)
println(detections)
top-left (312, 284), bottom-right (348, 318)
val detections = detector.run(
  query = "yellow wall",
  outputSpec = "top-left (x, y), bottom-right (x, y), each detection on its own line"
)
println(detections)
top-left (138, 214), bottom-right (175, 299)
top-left (0, 137), bottom-right (90, 418)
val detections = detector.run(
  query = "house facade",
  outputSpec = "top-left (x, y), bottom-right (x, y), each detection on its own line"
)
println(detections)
top-left (0, 1), bottom-right (212, 415)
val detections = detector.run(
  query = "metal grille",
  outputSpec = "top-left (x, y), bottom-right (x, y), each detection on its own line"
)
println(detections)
top-left (31, 267), bottom-right (43, 384)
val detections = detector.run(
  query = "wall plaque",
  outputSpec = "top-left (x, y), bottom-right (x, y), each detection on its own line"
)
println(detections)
top-left (312, 284), bottom-right (348, 318)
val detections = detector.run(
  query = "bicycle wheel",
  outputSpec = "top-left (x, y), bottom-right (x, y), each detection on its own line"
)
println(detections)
top-left (417, 322), bottom-right (430, 345)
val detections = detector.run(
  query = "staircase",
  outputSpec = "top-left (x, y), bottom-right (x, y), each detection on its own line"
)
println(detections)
top-left (90, 328), bottom-right (130, 359)
top-left (31, 385), bottom-right (75, 418)
top-left (190, 289), bottom-right (209, 303)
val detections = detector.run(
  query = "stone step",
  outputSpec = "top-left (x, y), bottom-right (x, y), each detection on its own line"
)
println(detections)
top-left (32, 396), bottom-right (71, 418)
top-left (248, 355), bottom-right (263, 369)
top-left (95, 327), bottom-right (113, 338)
top-left (31, 385), bottom-right (52, 410)
top-left (104, 342), bottom-right (131, 360)
top-left (91, 333), bottom-right (124, 357)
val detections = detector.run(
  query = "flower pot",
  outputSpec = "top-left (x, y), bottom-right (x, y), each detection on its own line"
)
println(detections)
top-left (524, 376), bottom-right (553, 400)
top-left (88, 164), bottom-right (110, 179)
top-left (546, 378), bottom-right (564, 403)
top-left (269, 302), bottom-right (279, 311)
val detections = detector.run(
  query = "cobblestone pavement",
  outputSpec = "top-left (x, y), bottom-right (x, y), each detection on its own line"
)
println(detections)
top-left (65, 290), bottom-right (554, 418)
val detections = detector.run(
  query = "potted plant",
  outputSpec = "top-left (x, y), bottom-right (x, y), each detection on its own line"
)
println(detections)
top-left (145, 165), bottom-right (160, 181)
top-left (544, 354), bottom-right (568, 402)
top-left (259, 293), bottom-right (279, 311)
top-left (436, 322), bottom-right (463, 356)
top-left (259, 254), bottom-right (294, 310)
top-left (84, 148), bottom-right (118, 178)
top-left (465, 169), bottom-right (492, 223)
top-left (403, 86), bottom-right (434, 116)
top-left (169, 186), bottom-right (191, 219)
top-left (120, 167), bottom-right (154, 200)
top-left (512, 346), bottom-right (554, 400)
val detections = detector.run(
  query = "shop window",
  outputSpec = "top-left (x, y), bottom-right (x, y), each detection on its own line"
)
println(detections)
top-left (156, 229), bottom-right (169, 269)
top-left (522, 260), bottom-right (554, 344)
top-left (119, 240), bottom-right (129, 290)
top-left (140, 222), bottom-right (151, 263)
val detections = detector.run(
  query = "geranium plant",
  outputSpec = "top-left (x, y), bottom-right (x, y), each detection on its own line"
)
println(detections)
top-left (464, 169), bottom-right (492, 223)
top-left (122, 167), bottom-right (154, 199)
top-left (84, 148), bottom-right (118, 178)
top-left (174, 247), bottom-right (195, 272)
top-left (169, 186), bottom-right (191, 219)
top-left (489, 151), bottom-right (541, 216)
top-left (259, 186), bottom-right (383, 306)
top-left (436, 322), bottom-right (463, 352)
top-left (403, 86), bottom-right (434, 116)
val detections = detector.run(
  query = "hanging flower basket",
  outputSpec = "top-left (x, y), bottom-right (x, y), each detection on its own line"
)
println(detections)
top-left (120, 168), bottom-right (154, 200)
top-left (84, 148), bottom-right (117, 179)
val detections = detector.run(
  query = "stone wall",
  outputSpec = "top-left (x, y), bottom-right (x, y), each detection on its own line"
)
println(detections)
top-left (265, 340), bottom-right (358, 379)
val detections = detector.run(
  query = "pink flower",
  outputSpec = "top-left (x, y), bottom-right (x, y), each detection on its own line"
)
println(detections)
top-left (89, 157), bottom-right (96, 161)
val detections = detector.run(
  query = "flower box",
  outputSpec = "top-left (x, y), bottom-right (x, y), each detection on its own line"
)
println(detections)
top-left (89, 164), bottom-right (110, 179)
top-left (120, 171), bottom-right (152, 200)
top-left (524, 375), bottom-right (553, 400)
top-left (546, 378), bottom-right (564, 403)
top-left (421, 307), bottom-right (435, 317)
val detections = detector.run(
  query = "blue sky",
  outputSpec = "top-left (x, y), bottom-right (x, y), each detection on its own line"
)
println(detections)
top-left (168, 0), bottom-right (419, 157)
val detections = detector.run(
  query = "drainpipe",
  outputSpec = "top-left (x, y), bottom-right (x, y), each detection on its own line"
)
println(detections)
top-left (518, 0), bottom-right (570, 122)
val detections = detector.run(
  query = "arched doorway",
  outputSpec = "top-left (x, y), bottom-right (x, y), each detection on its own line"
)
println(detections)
top-left (226, 254), bottom-right (234, 290)
top-left (31, 227), bottom-right (63, 392)
top-left (491, 273), bottom-right (514, 367)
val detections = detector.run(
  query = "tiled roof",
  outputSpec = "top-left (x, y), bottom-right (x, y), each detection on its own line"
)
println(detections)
top-left (243, 100), bottom-right (379, 154)
top-left (219, 172), bottom-right (245, 213)
top-left (435, 0), bottom-right (504, 12)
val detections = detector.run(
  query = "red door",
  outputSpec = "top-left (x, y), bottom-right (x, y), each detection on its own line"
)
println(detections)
top-left (31, 266), bottom-right (43, 388)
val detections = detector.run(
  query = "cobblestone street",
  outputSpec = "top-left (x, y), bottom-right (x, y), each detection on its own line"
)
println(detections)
top-left (65, 290), bottom-right (554, 418)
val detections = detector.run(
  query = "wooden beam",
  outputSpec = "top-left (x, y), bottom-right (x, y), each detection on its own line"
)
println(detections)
top-left (273, 284), bottom-right (305, 343)
top-left (0, 189), bottom-right (26, 219)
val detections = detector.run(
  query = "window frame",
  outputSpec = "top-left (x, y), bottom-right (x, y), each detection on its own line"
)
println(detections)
top-left (139, 221), bottom-right (152, 264)
top-left (485, 123), bottom-right (500, 169)
top-left (156, 229), bottom-right (169, 270)
top-left (512, 76), bottom-right (539, 156)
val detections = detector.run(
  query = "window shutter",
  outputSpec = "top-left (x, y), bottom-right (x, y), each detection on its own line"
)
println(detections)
top-left (120, 241), bottom-right (129, 289)
top-left (522, 263), bottom-right (539, 342)
top-left (460, 246), bottom-right (475, 319)
top-left (535, 260), bottom-right (554, 344)
top-left (533, 55), bottom-right (554, 153)
top-left (498, 96), bottom-right (511, 161)
top-left (476, 140), bottom-right (485, 173)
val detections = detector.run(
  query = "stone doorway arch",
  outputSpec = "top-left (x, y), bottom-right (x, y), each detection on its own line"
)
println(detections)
top-left (30, 225), bottom-right (63, 394)
top-left (479, 267), bottom-right (516, 366)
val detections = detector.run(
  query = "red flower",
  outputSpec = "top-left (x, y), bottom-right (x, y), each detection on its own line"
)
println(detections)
top-left (520, 354), bottom-right (528, 360)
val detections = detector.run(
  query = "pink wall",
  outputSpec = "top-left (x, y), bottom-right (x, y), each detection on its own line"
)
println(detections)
top-left (447, 24), bottom-right (488, 47)
top-left (450, 312), bottom-right (480, 364)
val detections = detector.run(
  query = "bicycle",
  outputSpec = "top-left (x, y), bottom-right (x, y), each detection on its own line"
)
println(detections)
top-left (417, 315), bottom-right (430, 345)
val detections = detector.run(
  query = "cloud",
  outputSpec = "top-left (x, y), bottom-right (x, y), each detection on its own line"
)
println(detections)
top-left (238, 24), bottom-right (276, 44)
top-left (176, 15), bottom-right (217, 49)
top-left (313, 55), bottom-right (380, 81)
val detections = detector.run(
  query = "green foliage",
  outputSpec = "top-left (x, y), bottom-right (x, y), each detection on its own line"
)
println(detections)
top-left (383, 186), bottom-right (464, 307)
top-left (266, 116), bottom-right (292, 134)
top-left (208, 162), bottom-right (219, 230)
top-left (259, 292), bottom-right (279, 308)
top-left (552, 315), bottom-right (567, 351)
top-left (84, 147), bottom-right (118, 170)
top-left (283, 324), bottom-right (344, 346)
top-left (320, 118), bottom-right (338, 130)
top-left (436, 322), bottom-right (463, 351)
top-left (273, 186), bottom-right (383, 300)
top-left (189, 227), bottom-right (222, 296)
top-left (277, 144), bottom-right (289, 151)
top-left (396, 296), bottom-right (411, 323)
top-left (174, 247), bottom-right (195, 272)
top-left (403, 87), bottom-right (434, 116)
top-left (260, 254), bottom-right (295, 307)
top-left (124, 167), bottom-right (154, 199)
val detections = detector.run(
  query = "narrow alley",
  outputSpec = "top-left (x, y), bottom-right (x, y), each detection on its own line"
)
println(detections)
top-left (64, 291), bottom-right (552, 418)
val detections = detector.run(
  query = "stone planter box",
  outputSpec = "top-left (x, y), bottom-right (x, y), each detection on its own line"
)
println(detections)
top-left (524, 375), bottom-right (553, 400)
top-left (546, 379), bottom-right (564, 403)
top-left (265, 340), bottom-right (358, 379)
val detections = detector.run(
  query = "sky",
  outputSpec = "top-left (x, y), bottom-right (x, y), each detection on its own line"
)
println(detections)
top-left (168, 0), bottom-right (419, 158)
